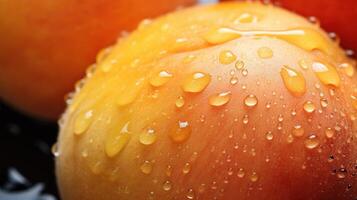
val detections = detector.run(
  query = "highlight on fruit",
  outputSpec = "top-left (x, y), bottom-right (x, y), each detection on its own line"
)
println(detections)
top-left (0, 0), bottom-right (356, 200)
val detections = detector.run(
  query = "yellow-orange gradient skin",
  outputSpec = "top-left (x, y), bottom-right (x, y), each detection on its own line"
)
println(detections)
top-left (56, 2), bottom-right (357, 200)
top-left (0, 0), bottom-right (194, 120)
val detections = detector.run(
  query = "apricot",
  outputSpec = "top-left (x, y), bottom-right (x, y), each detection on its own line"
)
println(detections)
top-left (0, 0), bottom-right (195, 120)
top-left (56, 2), bottom-right (357, 200)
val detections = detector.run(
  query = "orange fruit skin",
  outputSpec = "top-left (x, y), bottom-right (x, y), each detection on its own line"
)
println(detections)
top-left (56, 2), bottom-right (357, 200)
top-left (0, 0), bottom-right (195, 120)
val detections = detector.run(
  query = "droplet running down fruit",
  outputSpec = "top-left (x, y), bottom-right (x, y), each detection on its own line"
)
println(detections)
top-left (56, 2), bottom-right (357, 200)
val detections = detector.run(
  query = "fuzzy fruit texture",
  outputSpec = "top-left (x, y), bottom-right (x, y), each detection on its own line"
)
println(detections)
top-left (0, 0), bottom-right (194, 120)
top-left (56, 2), bottom-right (357, 200)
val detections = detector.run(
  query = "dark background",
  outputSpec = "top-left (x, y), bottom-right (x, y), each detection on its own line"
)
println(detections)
top-left (0, 100), bottom-right (59, 198)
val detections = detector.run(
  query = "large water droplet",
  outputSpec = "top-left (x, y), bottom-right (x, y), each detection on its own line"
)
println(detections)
top-left (209, 91), bottom-right (232, 107)
top-left (244, 94), bottom-right (258, 108)
top-left (280, 66), bottom-right (306, 97)
top-left (305, 134), bottom-right (319, 149)
top-left (219, 50), bottom-right (237, 64)
top-left (303, 101), bottom-right (316, 114)
top-left (312, 62), bottom-right (340, 87)
top-left (169, 121), bottom-right (191, 143)
top-left (140, 160), bottom-right (153, 174)
top-left (139, 128), bottom-right (157, 145)
top-left (292, 124), bottom-right (305, 137)
top-left (182, 72), bottom-right (211, 93)
top-left (74, 110), bottom-right (94, 135)
top-left (149, 71), bottom-right (173, 87)
top-left (105, 122), bottom-right (131, 157)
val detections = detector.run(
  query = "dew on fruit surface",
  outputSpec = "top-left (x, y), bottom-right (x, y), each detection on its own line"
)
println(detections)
top-left (186, 189), bottom-right (195, 199)
top-left (258, 47), bottom-right (273, 59)
top-left (320, 98), bottom-right (328, 108)
top-left (96, 47), bottom-right (112, 64)
top-left (324, 128), bottom-right (334, 139)
top-left (230, 77), bottom-right (239, 85)
top-left (182, 72), bottom-right (211, 93)
top-left (176, 96), bottom-right (185, 108)
top-left (280, 66), bottom-right (306, 97)
top-left (73, 110), bottom-right (94, 135)
top-left (339, 63), bottom-right (355, 77)
top-left (209, 91), bottom-right (232, 107)
top-left (312, 62), bottom-right (341, 87)
top-left (237, 168), bottom-right (245, 178)
top-left (163, 180), bottom-right (172, 191)
top-left (244, 94), bottom-right (258, 108)
top-left (183, 163), bottom-right (191, 174)
top-left (250, 172), bottom-right (259, 182)
top-left (149, 70), bottom-right (173, 87)
top-left (298, 59), bottom-right (309, 70)
top-left (219, 50), bottom-right (237, 64)
top-left (278, 114), bottom-right (284, 122)
top-left (139, 128), bottom-right (157, 145)
top-left (140, 160), bottom-right (153, 174)
top-left (203, 28), bottom-right (331, 54)
top-left (265, 131), bottom-right (274, 141)
top-left (105, 122), bottom-right (131, 157)
top-left (242, 115), bottom-right (249, 125)
top-left (235, 13), bottom-right (258, 24)
top-left (117, 80), bottom-right (144, 106)
top-left (287, 134), bottom-right (294, 143)
top-left (235, 60), bottom-right (245, 70)
top-left (304, 134), bottom-right (319, 149)
top-left (241, 69), bottom-right (249, 76)
top-left (303, 101), bottom-right (316, 114)
top-left (292, 124), bottom-right (304, 137)
top-left (169, 121), bottom-right (191, 143)
top-left (51, 143), bottom-right (60, 157)
top-left (336, 168), bottom-right (347, 179)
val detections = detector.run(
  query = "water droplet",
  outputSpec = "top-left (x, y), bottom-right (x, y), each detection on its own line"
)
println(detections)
top-left (320, 98), bottom-right (328, 108)
top-left (298, 59), bottom-right (309, 70)
top-left (51, 143), bottom-right (60, 157)
top-left (250, 172), bottom-right (259, 182)
top-left (96, 47), bottom-right (112, 64)
top-left (149, 71), bottom-right (173, 87)
top-left (166, 165), bottom-right (172, 177)
top-left (258, 47), bottom-right (273, 59)
top-left (183, 55), bottom-right (196, 64)
top-left (266, 131), bottom-right (274, 141)
top-left (105, 122), bottom-right (131, 157)
top-left (186, 189), bottom-right (195, 199)
top-left (235, 13), bottom-right (258, 24)
top-left (140, 160), bottom-right (153, 174)
top-left (163, 180), bottom-right (172, 191)
top-left (242, 115), bottom-right (249, 125)
top-left (183, 163), bottom-right (191, 174)
top-left (73, 110), bottom-right (93, 135)
top-left (169, 121), bottom-right (191, 143)
top-left (292, 124), bottom-right (304, 137)
top-left (303, 101), bottom-right (316, 114)
top-left (182, 72), bottom-right (211, 93)
top-left (230, 77), bottom-right (238, 85)
top-left (219, 50), bottom-right (237, 64)
top-left (209, 91), bottom-right (232, 107)
top-left (237, 168), bottom-right (245, 178)
top-left (244, 94), bottom-right (258, 108)
top-left (241, 69), bottom-right (248, 76)
top-left (339, 63), bottom-right (355, 77)
top-left (280, 66), bottom-right (306, 97)
top-left (325, 128), bottom-right (334, 138)
top-left (175, 96), bottom-right (185, 108)
top-left (139, 128), bottom-right (157, 145)
top-left (304, 134), bottom-right (319, 149)
top-left (204, 28), bottom-right (241, 45)
top-left (235, 60), bottom-right (245, 70)
top-left (336, 168), bottom-right (347, 179)
top-left (312, 62), bottom-right (341, 87)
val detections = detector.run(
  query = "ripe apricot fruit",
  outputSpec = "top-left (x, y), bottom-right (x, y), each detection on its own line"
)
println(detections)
top-left (0, 0), bottom-right (194, 120)
top-left (56, 2), bottom-right (357, 200)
